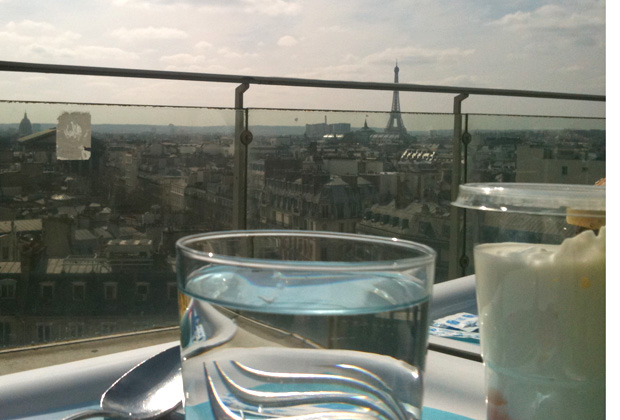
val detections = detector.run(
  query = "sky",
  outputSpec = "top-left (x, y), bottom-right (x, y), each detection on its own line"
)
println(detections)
top-left (0, 0), bottom-right (607, 121)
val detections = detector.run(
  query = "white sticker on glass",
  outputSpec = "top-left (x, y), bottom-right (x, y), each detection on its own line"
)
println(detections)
top-left (57, 112), bottom-right (91, 160)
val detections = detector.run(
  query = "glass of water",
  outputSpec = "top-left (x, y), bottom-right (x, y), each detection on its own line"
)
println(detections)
top-left (176, 230), bottom-right (436, 420)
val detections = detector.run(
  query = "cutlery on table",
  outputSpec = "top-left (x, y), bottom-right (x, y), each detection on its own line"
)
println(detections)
top-left (62, 345), bottom-right (183, 420)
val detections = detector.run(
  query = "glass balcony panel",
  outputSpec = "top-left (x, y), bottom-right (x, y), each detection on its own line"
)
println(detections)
top-left (246, 108), bottom-right (455, 283)
top-left (465, 114), bottom-right (605, 185)
top-left (0, 100), bottom-right (235, 350)
top-left (0, 100), bottom-right (606, 370)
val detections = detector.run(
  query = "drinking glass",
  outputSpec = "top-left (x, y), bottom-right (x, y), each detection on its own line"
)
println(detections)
top-left (176, 230), bottom-right (436, 420)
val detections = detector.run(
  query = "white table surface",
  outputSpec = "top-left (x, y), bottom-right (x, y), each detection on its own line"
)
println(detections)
top-left (428, 275), bottom-right (481, 359)
top-left (0, 276), bottom-right (486, 420)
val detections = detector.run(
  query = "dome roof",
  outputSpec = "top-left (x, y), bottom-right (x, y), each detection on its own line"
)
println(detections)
top-left (18, 112), bottom-right (33, 138)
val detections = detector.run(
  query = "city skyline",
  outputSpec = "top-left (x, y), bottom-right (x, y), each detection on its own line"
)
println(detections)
top-left (0, 0), bottom-right (606, 119)
top-left (0, 101), bottom-right (606, 132)
top-left (0, 108), bottom-right (604, 347)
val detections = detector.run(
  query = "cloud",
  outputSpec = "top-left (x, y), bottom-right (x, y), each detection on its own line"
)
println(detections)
top-left (492, 4), bottom-right (603, 30)
top-left (24, 44), bottom-right (139, 62)
top-left (79, 46), bottom-right (140, 62)
top-left (0, 30), bottom-right (30, 44)
top-left (3, 20), bottom-right (82, 44)
top-left (110, 26), bottom-right (189, 41)
top-left (364, 46), bottom-right (476, 66)
top-left (160, 53), bottom-right (206, 65)
top-left (485, 3), bottom-right (606, 61)
top-left (195, 40), bottom-right (213, 50)
top-left (277, 35), bottom-right (298, 47)
top-left (437, 74), bottom-right (481, 87)
top-left (318, 25), bottom-right (347, 33)
top-left (295, 63), bottom-right (370, 81)
top-left (241, 0), bottom-right (301, 16)
top-left (112, 0), bottom-right (300, 15)
top-left (489, 3), bottom-right (605, 45)
top-left (0, 20), bottom-right (139, 64)
top-left (113, 0), bottom-right (227, 6)
top-left (289, 44), bottom-right (478, 85)
top-left (111, 0), bottom-right (187, 9)
top-left (6, 20), bottom-right (56, 32)
top-left (21, 75), bottom-right (51, 83)
top-left (216, 47), bottom-right (258, 59)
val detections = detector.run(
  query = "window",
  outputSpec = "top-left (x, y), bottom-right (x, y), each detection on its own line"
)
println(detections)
top-left (562, 166), bottom-right (568, 175)
top-left (104, 282), bottom-right (117, 300)
top-left (68, 322), bottom-right (84, 339)
top-left (0, 279), bottom-right (16, 299)
top-left (320, 246), bottom-right (328, 261)
top-left (419, 221), bottom-right (435, 238)
top-left (136, 282), bottom-right (150, 301)
top-left (40, 282), bottom-right (54, 301)
top-left (37, 323), bottom-right (52, 342)
top-left (167, 282), bottom-right (177, 300)
top-left (0, 322), bottom-right (11, 346)
top-left (101, 322), bottom-right (117, 335)
top-left (72, 282), bottom-right (86, 301)
top-left (336, 203), bottom-right (344, 218)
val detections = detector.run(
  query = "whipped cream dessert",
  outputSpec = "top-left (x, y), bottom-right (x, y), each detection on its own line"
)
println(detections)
top-left (474, 227), bottom-right (605, 420)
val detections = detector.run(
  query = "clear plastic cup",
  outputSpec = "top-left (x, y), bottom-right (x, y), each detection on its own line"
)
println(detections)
top-left (176, 230), bottom-right (436, 420)
top-left (453, 182), bottom-right (605, 420)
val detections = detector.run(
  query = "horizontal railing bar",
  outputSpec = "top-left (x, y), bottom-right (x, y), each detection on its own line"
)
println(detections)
top-left (0, 326), bottom-right (179, 355)
top-left (0, 60), bottom-right (605, 102)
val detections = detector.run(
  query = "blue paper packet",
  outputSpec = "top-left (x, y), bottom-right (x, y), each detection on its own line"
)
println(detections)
top-left (429, 312), bottom-right (480, 342)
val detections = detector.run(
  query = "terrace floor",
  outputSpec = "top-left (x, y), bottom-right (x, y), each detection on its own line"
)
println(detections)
top-left (0, 327), bottom-right (180, 375)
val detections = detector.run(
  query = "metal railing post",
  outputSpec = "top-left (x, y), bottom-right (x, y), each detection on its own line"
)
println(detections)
top-left (233, 83), bottom-right (250, 230)
top-left (448, 94), bottom-right (468, 280)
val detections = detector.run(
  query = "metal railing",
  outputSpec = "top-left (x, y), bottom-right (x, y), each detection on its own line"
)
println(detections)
top-left (0, 60), bottom-right (606, 282)
top-left (0, 60), bottom-right (606, 100)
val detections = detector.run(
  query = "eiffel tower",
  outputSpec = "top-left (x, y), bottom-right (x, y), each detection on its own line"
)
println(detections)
top-left (385, 61), bottom-right (407, 136)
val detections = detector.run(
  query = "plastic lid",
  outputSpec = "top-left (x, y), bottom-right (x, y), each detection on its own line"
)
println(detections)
top-left (452, 183), bottom-right (605, 217)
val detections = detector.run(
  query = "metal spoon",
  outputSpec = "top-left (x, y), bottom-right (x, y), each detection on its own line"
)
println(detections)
top-left (62, 345), bottom-right (183, 420)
